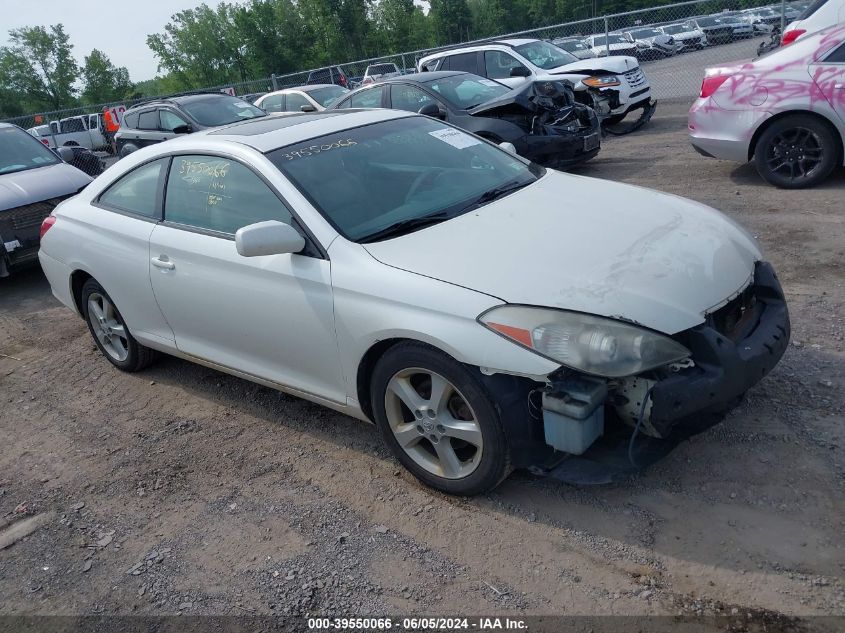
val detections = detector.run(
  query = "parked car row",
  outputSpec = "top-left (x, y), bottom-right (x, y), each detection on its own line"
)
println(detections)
top-left (545, 1), bottom-right (809, 62)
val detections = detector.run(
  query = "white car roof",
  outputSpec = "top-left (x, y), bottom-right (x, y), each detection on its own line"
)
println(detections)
top-left (180, 109), bottom-right (410, 154)
top-left (496, 38), bottom-right (537, 46)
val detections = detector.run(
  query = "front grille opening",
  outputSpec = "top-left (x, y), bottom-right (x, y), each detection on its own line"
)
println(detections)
top-left (0, 195), bottom-right (71, 234)
top-left (708, 287), bottom-right (760, 342)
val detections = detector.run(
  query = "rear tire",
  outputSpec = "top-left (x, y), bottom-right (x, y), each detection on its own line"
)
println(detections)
top-left (754, 114), bottom-right (838, 189)
top-left (81, 279), bottom-right (158, 372)
top-left (370, 342), bottom-right (511, 496)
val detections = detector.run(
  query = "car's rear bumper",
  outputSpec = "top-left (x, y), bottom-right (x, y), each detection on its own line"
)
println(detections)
top-left (688, 98), bottom-right (772, 162)
top-left (38, 250), bottom-right (78, 314)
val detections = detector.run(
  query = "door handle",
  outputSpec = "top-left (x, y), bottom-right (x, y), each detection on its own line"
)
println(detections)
top-left (151, 256), bottom-right (175, 270)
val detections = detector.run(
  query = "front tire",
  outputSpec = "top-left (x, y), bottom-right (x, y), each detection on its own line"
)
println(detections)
top-left (754, 114), bottom-right (838, 189)
top-left (81, 279), bottom-right (158, 372)
top-left (370, 342), bottom-right (510, 495)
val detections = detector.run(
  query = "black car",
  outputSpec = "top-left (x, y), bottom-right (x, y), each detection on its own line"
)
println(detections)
top-left (686, 17), bottom-right (735, 44)
top-left (331, 71), bottom-right (601, 169)
top-left (0, 123), bottom-right (92, 277)
top-left (114, 93), bottom-right (266, 158)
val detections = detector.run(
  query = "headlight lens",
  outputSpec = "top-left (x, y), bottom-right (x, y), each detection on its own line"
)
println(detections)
top-left (479, 306), bottom-right (690, 378)
top-left (582, 75), bottom-right (621, 87)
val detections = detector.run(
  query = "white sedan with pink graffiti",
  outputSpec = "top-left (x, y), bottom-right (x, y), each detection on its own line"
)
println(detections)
top-left (689, 24), bottom-right (845, 189)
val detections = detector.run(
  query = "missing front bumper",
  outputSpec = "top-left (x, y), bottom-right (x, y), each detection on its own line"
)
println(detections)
top-left (529, 261), bottom-right (790, 484)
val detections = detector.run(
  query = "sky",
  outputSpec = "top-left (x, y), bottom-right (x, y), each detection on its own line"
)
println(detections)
top-left (0, 0), bottom-right (238, 82)
top-left (0, 0), bottom-right (431, 84)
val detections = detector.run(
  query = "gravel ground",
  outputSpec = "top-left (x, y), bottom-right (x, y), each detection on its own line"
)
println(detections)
top-left (0, 100), bottom-right (843, 630)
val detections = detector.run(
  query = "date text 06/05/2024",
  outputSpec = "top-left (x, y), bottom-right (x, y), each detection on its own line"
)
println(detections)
top-left (307, 617), bottom-right (528, 630)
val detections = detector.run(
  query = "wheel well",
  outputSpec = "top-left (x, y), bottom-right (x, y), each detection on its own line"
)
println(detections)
top-left (356, 338), bottom-right (418, 421)
top-left (70, 270), bottom-right (93, 314)
top-left (748, 110), bottom-right (844, 163)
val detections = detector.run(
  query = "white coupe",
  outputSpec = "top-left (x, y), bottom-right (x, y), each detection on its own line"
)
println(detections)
top-left (38, 110), bottom-right (790, 494)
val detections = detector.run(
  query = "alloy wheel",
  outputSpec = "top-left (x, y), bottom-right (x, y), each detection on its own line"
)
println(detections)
top-left (87, 293), bottom-right (129, 362)
top-left (764, 127), bottom-right (825, 183)
top-left (384, 368), bottom-right (483, 479)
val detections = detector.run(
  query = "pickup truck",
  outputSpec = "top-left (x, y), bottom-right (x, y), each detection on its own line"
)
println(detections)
top-left (28, 114), bottom-right (111, 152)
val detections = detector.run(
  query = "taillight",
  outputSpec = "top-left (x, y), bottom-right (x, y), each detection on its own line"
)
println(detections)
top-left (781, 29), bottom-right (805, 45)
top-left (40, 215), bottom-right (56, 240)
top-left (700, 74), bottom-right (730, 98)
top-left (41, 138), bottom-right (49, 146)
top-left (339, 75), bottom-right (348, 87)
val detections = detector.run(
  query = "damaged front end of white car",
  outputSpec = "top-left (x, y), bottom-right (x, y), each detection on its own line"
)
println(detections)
top-left (476, 261), bottom-right (789, 483)
top-left (364, 169), bottom-right (791, 484)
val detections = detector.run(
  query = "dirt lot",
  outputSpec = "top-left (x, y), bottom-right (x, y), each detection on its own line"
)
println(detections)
top-left (1, 100), bottom-right (843, 629)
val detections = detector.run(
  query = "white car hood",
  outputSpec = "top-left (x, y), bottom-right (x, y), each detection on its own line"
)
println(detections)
top-left (363, 171), bottom-right (761, 335)
top-left (0, 163), bottom-right (91, 211)
top-left (550, 55), bottom-right (639, 74)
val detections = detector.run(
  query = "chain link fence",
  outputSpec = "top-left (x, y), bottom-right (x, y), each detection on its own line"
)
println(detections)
top-left (3, 0), bottom-right (806, 136)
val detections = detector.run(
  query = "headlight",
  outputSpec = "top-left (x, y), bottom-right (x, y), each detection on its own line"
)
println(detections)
top-left (636, 41), bottom-right (649, 48)
top-left (582, 75), bottom-right (621, 87)
top-left (479, 306), bottom-right (690, 378)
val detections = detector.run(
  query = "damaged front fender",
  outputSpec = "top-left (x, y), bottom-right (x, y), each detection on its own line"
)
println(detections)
top-left (468, 80), bottom-right (602, 167)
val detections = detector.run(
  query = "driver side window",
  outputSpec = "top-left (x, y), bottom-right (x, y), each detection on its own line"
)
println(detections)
top-left (160, 110), bottom-right (188, 132)
top-left (484, 51), bottom-right (527, 79)
top-left (390, 85), bottom-right (437, 113)
top-left (164, 155), bottom-right (293, 235)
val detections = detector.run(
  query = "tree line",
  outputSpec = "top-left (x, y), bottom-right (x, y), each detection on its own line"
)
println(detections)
top-left (2, 0), bottom-right (761, 119)
top-left (0, 24), bottom-right (133, 118)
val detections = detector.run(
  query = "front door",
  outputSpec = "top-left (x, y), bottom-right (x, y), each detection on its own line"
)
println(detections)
top-left (483, 50), bottom-right (531, 89)
top-left (811, 42), bottom-right (845, 128)
top-left (148, 153), bottom-right (345, 404)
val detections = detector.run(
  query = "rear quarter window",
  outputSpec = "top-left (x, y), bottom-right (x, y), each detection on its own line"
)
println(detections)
top-left (445, 52), bottom-right (480, 74)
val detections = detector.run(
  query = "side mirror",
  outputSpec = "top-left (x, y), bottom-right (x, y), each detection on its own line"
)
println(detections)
top-left (172, 124), bottom-right (193, 135)
top-left (418, 102), bottom-right (446, 119)
top-left (300, 104), bottom-right (317, 112)
top-left (56, 146), bottom-right (76, 162)
top-left (235, 220), bottom-right (305, 257)
top-left (510, 66), bottom-right (532, 78)
top-left (498, 142), bottom-right (517, 155)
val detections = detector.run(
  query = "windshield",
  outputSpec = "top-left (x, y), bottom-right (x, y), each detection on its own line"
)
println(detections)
top-left (556, 40), bottom-right (588, 51)
top-left (513, 41), bottom-right (578, 69)
top-left (592, 34), bottom-right (629, 46)
top-left (0, 126), bottom-right (61, 175)
top-left (696, 17), bottom-right (721, 26)
top-left (630, 29), bottom-right (661, 38)
top-left (661, 24), bottom-right (687, 34)
top-left (425, 74), bottom-right (510, 109)
top-left (180, 95), bottom-right (266, 127)
top-left (368, 64), bottom-right (398, 75)
top-left (268, 117), bottom-right (540, 242)
top-left (308, 86), bottom-right (349, 107)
